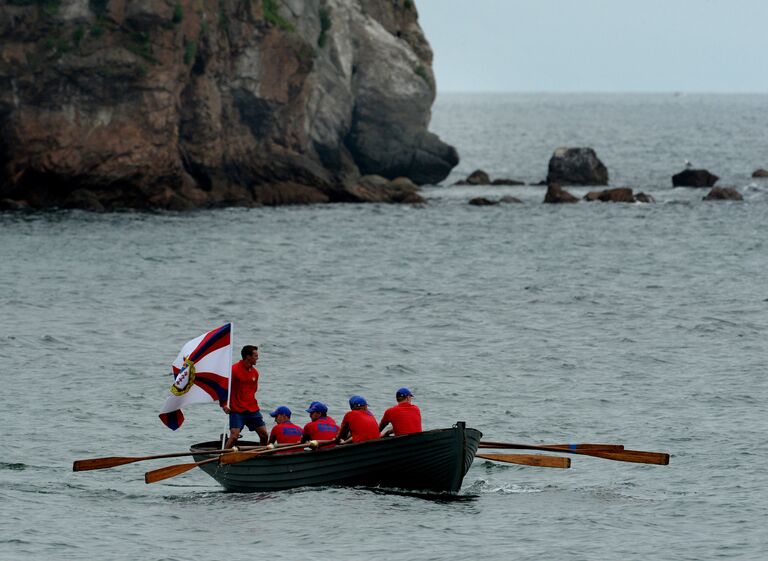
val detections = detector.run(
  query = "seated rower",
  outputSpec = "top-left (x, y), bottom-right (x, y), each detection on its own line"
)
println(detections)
top-left (335, 395), bottom-right (380, 444)
top-left (301, 401), bottom-right (339, 445)
top-left (268, 405), bottom-right (304, 453)
top-left (379, 387), bottom-right (422, 436)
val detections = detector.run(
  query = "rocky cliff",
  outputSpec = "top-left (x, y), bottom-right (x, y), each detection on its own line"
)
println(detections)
top-left (0, 0), bottom-right (458, 210)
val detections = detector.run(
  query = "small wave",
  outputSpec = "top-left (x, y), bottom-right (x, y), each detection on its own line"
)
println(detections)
top-left (466, 479), bottom-right (543, 495)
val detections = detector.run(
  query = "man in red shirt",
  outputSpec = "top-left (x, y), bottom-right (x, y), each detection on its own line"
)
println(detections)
top-left (223, 345), bottom-right (267, 449)
top-left (301, 401), bottom-right (339, 445)
top-left (379, 387), bottom-right (422, 436)
top-left (336, 395), bottom-right (380, 444)
top-left (267, 406), bottom-right (304, 453)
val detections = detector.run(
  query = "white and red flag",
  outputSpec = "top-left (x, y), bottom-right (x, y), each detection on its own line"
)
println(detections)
top-left (159, 323), bottom-right (232, 430)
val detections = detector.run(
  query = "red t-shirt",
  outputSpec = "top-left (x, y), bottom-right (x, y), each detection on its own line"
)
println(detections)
top-left (341, 409), bottom-right (380, 443)
top-left (303, 416), bottom-right (339, 442)
top-left (228, 360), bottom-right (259, 413)
top-left (270, 421), bottom-right (304, 453)
top-left (380, 402), bottom-right (422, 435)
top-left (270, 421), bottom-right (304, 445)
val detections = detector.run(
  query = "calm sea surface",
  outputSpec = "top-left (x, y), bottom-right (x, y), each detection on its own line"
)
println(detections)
top-left (1, 94), bottom-right (767, 561)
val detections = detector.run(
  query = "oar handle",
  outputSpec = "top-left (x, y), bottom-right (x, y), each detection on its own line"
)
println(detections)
top-left (219, 440), bottom-right (335, 465)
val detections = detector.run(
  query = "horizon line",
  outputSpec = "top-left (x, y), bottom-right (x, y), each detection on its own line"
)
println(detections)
top-left (436, 90), bottom-right (768, 96)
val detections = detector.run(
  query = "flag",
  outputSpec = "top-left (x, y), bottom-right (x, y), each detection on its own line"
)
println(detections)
top-left (159, 323), bottom-right (232, 430)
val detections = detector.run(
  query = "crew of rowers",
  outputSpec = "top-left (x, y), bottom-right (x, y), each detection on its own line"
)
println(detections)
top-left (265, 388), bottom-right (422, 452)
top-left (223, 345), bottom-right (422, 451)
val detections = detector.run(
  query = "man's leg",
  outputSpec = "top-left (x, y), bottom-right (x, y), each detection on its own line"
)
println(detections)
top-left (256, 425), bottom-right (269, 446)
top-left (224, 427), bottom-right (242, 449)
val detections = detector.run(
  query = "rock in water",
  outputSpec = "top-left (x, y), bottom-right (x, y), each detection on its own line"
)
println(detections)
top-left (703, 187), bottom-right (743, 201)
top-left (0, 0), bottom-right (457, 209)
top-left (468, 197), bottom-right (497, 206)
top-left (546, 147), bottom-right (608, 186)
top-left (672, 169), bottom-right (719, 187)
top-left (584, 188), bottom-right (635, 203)
top-left (544, 183), bottom-right (578, 204)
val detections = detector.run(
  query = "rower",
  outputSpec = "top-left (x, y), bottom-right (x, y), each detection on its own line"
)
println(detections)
top-left (301, 401), bottom-right (339, 444)
top-left (379, 387), bottom-right (422, 436)
top-left (336, 395), bottom-right (380, 444)
top-left (267, 406), bottom-right (304, 453)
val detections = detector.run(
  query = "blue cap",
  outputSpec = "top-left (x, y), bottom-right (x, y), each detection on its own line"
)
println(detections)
top-left (396, 387), bottom-right (413, 398)
top-left (349, 395), bottom-right (368, 408)
top-left (305, 401), bottom-right (328, 414)
top-left (269, 405), bottom-right (292, 418)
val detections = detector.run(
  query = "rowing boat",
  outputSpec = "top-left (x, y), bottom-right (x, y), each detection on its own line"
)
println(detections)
top-left (190, 422), bottom-right (482, 493)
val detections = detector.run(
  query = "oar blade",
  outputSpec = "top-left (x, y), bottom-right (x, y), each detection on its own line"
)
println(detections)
top-left (476, 453), bottom-right (571, 469)
top-left (144, 462), bottom-right (200, 484)
top-left (73, 456), bottom-right (143, 472)
top-left (583, 449), bottom-right (670, 465)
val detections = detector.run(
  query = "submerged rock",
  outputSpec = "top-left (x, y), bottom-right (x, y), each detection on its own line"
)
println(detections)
top-left (546, 147), bottom-right (608, 186)
top-left (672, 169), bottom-right (719, 187)
top-left (543, 183), bottom-right (578, 204)
top-left (491, 178), bottom-right (525, 186)
top-left (0, 0), bottom-right (456, 210)
top-left (584, 187), bottom-right (636, 203)
top-left (468, 197), bottom-right (497, 206)
top-left (703, 187), bottom-right (743, 201)
top-left (454, 169), bottom-right (490, 185)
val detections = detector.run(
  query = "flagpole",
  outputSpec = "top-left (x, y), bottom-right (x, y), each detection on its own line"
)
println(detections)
top-left (220, 321), bottom-right (233, 450)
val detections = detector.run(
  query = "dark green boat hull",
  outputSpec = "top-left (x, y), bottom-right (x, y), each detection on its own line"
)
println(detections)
top-left (191, 423), bottom-right (482, 493)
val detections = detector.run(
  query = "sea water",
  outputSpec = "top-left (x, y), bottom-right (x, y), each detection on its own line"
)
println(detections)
top-left (1, 93), bottom-right (767, 561)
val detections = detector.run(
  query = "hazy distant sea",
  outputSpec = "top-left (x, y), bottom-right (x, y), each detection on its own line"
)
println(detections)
top-left (1, 94), bottom-right (767, 561)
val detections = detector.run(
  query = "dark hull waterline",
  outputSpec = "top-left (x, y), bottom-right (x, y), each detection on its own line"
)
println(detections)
top-left (191, 423), bottom-right (482, 493)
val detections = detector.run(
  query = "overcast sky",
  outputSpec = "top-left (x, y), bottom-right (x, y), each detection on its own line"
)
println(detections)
top-left (416, 0), bottom-right (768, 93)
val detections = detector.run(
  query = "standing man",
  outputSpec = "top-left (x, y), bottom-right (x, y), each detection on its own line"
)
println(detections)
top-left (336, 395), bottom-right (380, 444)
top-left (223, 345), bottom-right (268, 449)
top-left (379, 387), bottom-right (422, 436)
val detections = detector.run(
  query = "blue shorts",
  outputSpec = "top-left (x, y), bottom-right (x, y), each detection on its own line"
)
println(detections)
top-left (229, 410), bottom-right (265, 431)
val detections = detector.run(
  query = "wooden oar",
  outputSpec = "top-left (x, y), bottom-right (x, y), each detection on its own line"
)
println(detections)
top-left (73, 445), bottom-right (266, 472)
top-left (144, 456), bottom-right (221, 484)
top-left (479, 441), bottom-right (669, 465)
top-left (219, 440), bottom-right (334, 465)
top-left (144, 441), bottom-right (333, 484)
top-left (476, 453), bottom-right (571, 468)
top-left (480, 441), bottom-right (624, 452)
top-left (568, 449), bottom-right (670, 465)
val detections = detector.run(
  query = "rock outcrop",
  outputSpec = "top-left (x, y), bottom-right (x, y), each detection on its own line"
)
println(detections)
top-left (546, 147), bottom-right (608, 186)
top-left (672, 169), bottom-right (719, 187)
top-left (583, 187), bottom-right (654, 203)
top-left (491, 178), bottom-right (524, 186)
top-left (462, 169), bottom-right (491, 185)
top-left (0, 0), bottom-right (457, 210)
top-left (752, 168), bottom-right (768, 178)
top-left (703, 187), bottom-right (743, 201)
top-left (543, 183), bottom-right (578, 203)
top-left (468, 197), bottom-right (496, 206)
top-left (454, 170), bottom-right (524, 186)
